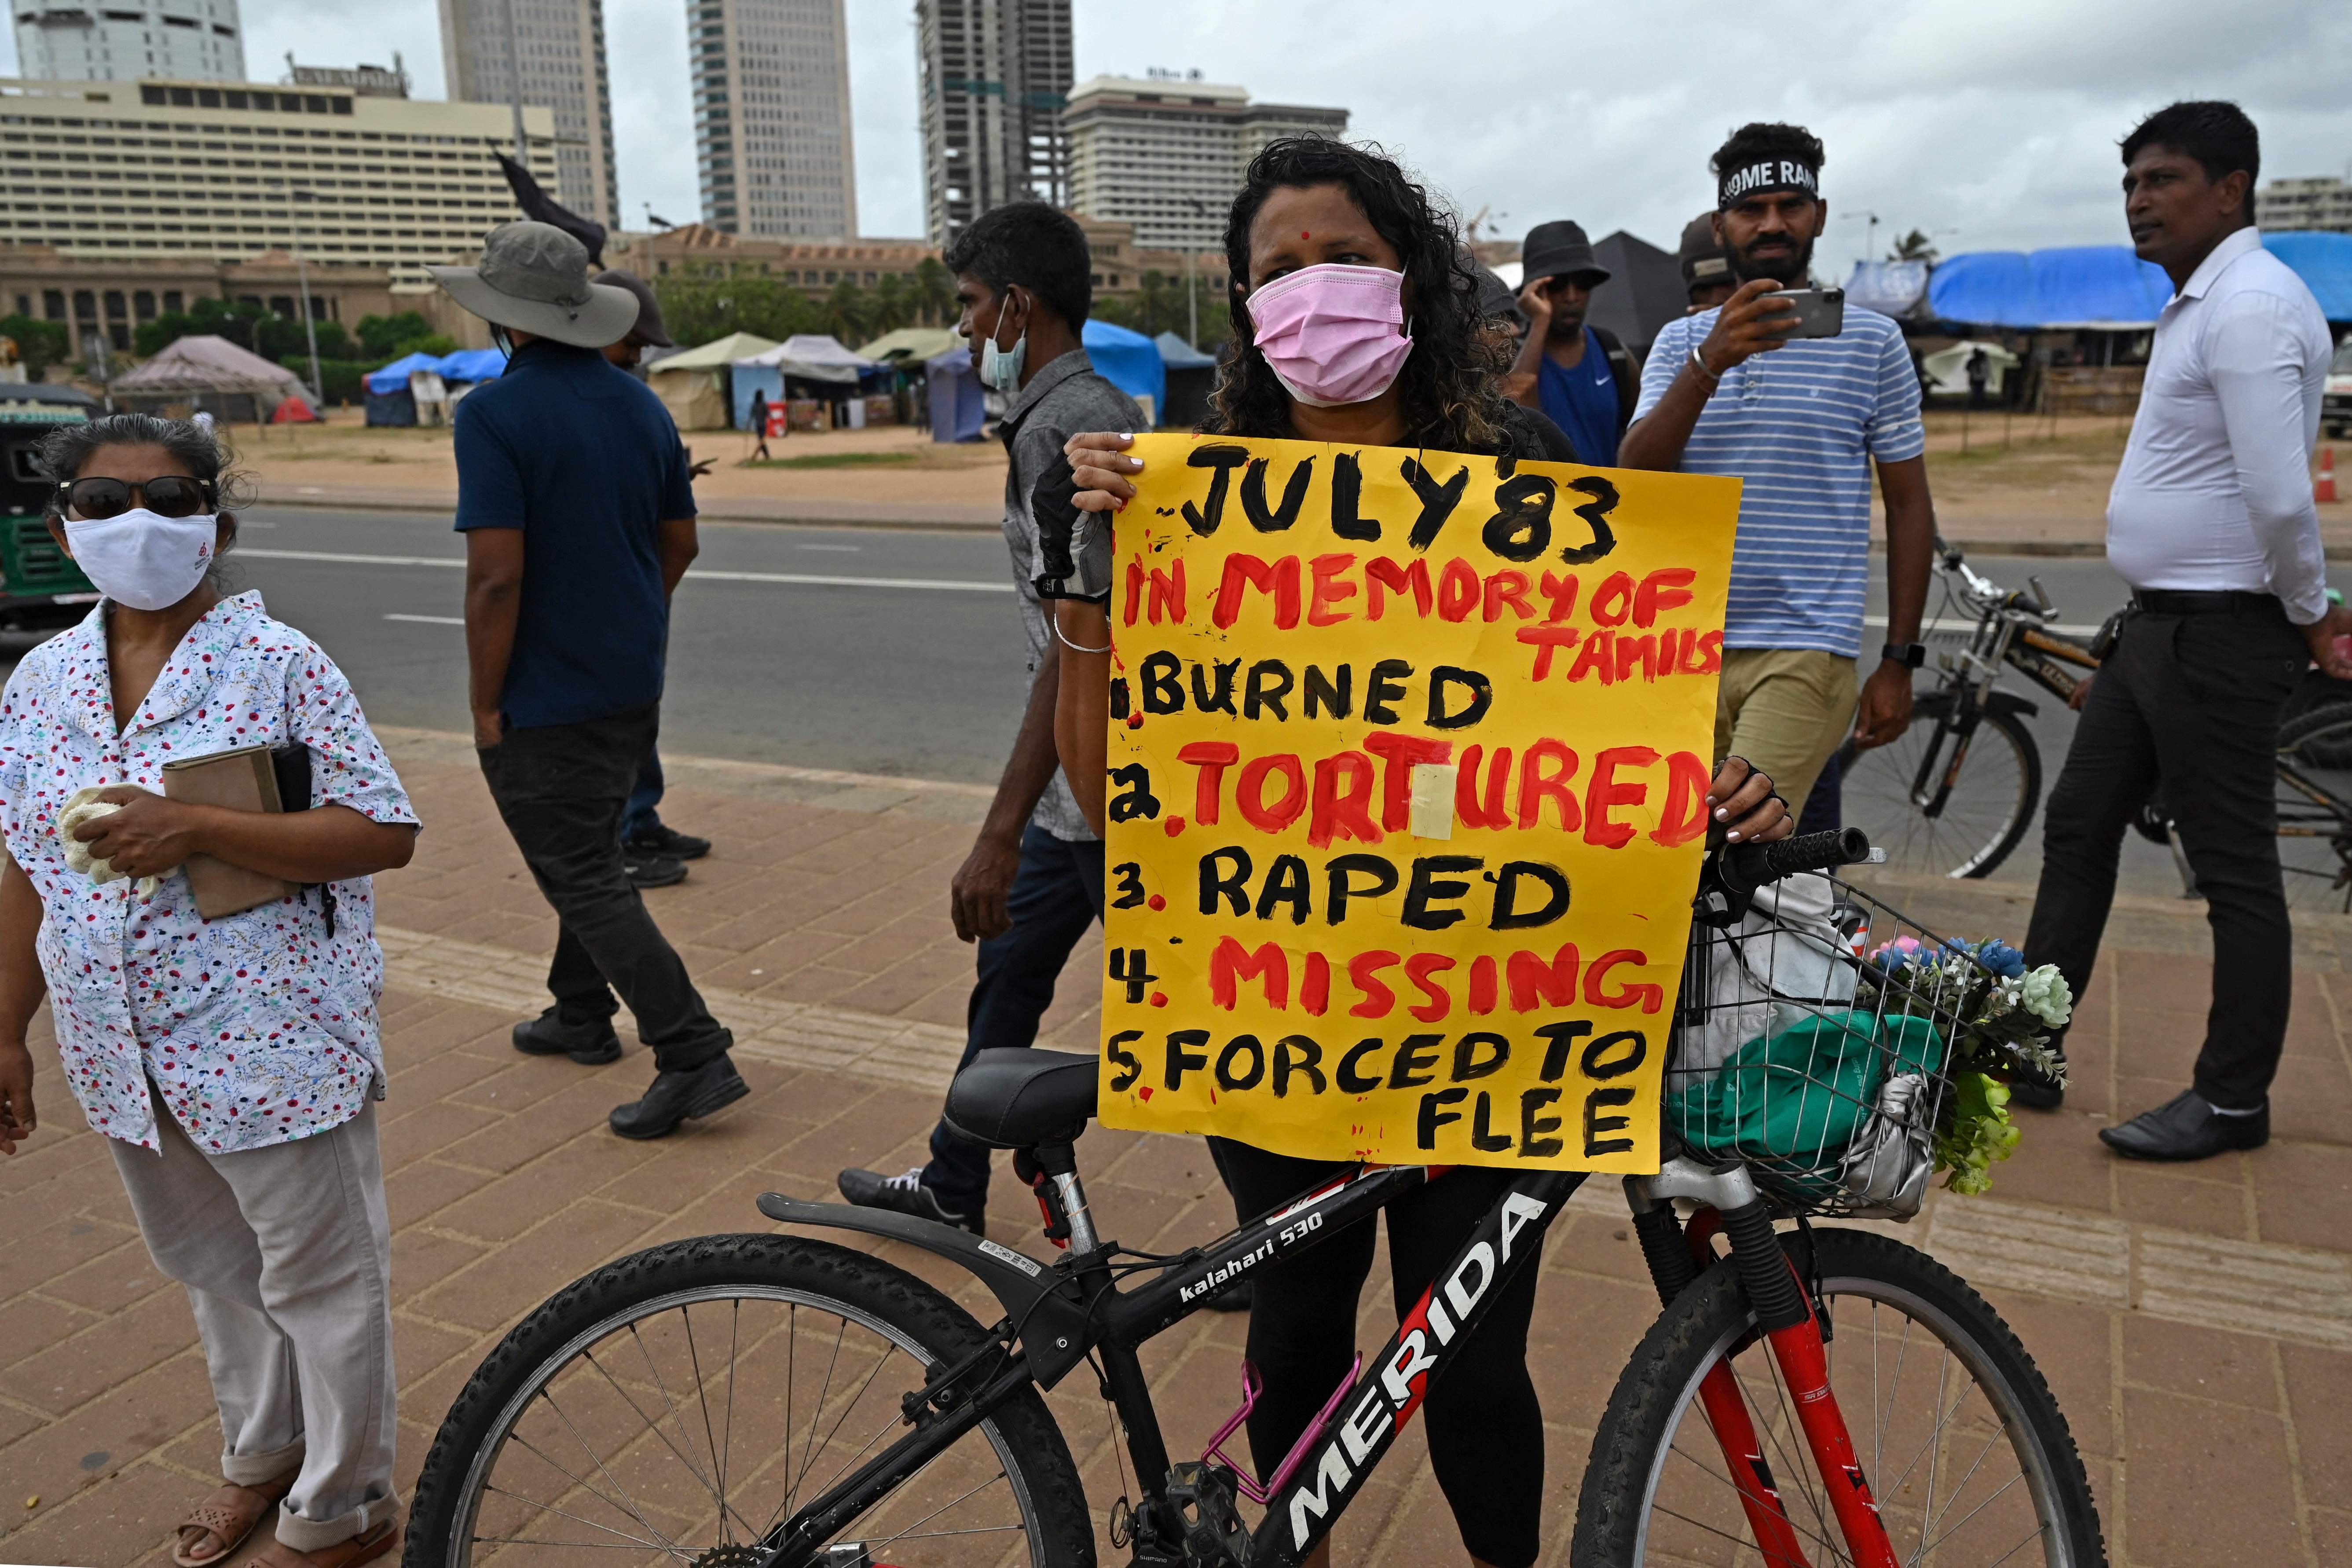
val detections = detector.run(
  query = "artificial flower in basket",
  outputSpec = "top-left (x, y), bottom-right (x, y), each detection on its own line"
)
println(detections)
top-left (1863, 937), bottom-right (2073, 1194)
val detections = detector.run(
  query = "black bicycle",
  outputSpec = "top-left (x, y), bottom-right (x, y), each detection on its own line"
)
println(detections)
top-left (404, 831), bottom-right (2105, 1568)
top-left (1838, 540), bottom-right (2352, 909)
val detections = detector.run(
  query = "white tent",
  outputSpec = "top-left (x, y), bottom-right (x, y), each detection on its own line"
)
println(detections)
top-left (1922, 339), bottom-right (2021, 399)
top-left (647, 331), bottom-right (777, 429)
top-left (735, 333), bottom-right (876, 385)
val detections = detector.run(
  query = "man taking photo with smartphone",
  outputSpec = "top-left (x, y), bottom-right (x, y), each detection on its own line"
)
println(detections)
top-left (1620, 122), bottom-right (1937, 822)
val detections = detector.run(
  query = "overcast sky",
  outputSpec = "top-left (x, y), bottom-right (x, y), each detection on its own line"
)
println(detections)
top-left (11, 0), bottom-right (2349, 269)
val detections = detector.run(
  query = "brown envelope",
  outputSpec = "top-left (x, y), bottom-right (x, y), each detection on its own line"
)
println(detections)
top-left (159, 744), bottom-right (296, 920)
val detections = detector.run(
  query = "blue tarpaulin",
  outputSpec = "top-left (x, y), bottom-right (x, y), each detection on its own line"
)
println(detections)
top-left (1082, 319), bottom-right (1166, 421)
top-left (438, 348), bottom-right (506, 384)
top-left (1928, 247), bottom-right (2174, 328)
top-left (926, 347), bottom-right (984, 443)
top-left (363, 351), bottom-right (443, 395)
top-left (2263, 232), bottom-right (2352, 322)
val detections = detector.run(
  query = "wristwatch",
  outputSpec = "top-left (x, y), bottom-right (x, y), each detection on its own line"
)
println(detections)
top-left (1882, 641), bottom-right (1927, 669)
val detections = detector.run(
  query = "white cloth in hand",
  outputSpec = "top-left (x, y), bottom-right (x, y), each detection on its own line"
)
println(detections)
top-left (56, 786), bottom-right (165, 897)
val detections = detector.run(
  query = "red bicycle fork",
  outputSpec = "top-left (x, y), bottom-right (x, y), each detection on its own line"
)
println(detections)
top-left (1641, 1190), bottom-right (1899, 1568)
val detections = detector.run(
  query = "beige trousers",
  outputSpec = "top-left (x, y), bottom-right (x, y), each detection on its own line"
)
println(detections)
top-left (1711, 648), bottom-right (1861, 819)
top-left (108, 1091), bottom-right (399, 1551)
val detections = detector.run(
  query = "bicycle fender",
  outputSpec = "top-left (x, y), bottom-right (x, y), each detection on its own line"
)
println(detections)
top-left (1985, 689), bottom-right (2041, 719)
top-left (755, 1192), bottom-right (1096, 1388)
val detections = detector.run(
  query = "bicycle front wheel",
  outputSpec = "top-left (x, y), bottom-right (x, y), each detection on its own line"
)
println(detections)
top-left (403, 1233), bottom-right (1096, 1568)
top-left (1572, 1227), bottom-right (2105, 1567)
top-left (1838, 691), bottom-right (2042, 879)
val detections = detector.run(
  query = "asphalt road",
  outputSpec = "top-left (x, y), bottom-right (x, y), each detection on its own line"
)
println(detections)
top-left (12, 509), bottom-right (2336, 899)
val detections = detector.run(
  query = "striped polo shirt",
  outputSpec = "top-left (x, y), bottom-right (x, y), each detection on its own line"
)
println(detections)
top-left (1634, 305), bottom-right (1925, 657)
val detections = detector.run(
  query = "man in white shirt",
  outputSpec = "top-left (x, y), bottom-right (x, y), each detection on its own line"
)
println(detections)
top-left (2022, 101), bottom-right (2352, 1160)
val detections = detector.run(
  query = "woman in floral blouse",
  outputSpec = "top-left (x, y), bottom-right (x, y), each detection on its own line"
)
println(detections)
top-left (0, 415), bottom-right (419, 1568)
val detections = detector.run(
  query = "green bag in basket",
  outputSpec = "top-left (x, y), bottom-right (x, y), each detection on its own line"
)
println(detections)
top-left (1667, 1010), bottom-right (1946, 1199)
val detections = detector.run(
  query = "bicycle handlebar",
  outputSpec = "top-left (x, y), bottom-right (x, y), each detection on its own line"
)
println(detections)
top-left (1723, 828), bottom-right (1874, 892)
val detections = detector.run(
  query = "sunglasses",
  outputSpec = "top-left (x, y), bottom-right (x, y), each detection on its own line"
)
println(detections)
top-left (55, 476), bottom-right (219, 520)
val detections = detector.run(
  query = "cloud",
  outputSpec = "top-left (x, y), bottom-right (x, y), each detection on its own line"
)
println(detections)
top-left (8, 0), bottom-right (2346, 261)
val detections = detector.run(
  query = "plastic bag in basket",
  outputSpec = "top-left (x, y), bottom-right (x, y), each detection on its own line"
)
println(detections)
top-left (1666, 1010), bottom-right (1946, 1201)
top-left (1679, 872), bottom-right (1861, 1076)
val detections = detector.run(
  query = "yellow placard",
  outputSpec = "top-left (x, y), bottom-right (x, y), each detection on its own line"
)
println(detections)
top-left (1096, 433), bottom-right (1742, 1173)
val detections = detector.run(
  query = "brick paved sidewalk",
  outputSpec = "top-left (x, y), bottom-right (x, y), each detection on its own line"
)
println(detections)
top-left (3, 732), bottom-right (2349, 1566)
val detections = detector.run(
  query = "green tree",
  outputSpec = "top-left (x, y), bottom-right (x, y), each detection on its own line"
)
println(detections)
top-left (1888, 229), bottom-right (1940, 264)
top-left (354, 311), bottom-right (440, 360)
top-left (820, 279), bottom-right (875, 344)
top-left (868, 273), bottom-right (912, 337)
top-left (652, 276), bottom-right (824, 345)
top-left (0, 315), bottom-right (71, 379)
top-left (911, 256), bottom-right (955, 326)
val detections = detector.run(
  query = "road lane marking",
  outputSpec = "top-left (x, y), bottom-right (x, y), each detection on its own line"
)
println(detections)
top-left (384, 613), bottom-right (464, 625)
top-left (238, 547), bottom-right (1010, 593)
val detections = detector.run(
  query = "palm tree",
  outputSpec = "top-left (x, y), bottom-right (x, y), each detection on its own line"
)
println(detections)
top-left (912, 256), bottom-right (955, 326)
top-left (1889, 229), bottom-right (1940, 264)
top-left (870, 273), bottom-right (912, 337)
top-left (822, 279), bottom-right (875, 344)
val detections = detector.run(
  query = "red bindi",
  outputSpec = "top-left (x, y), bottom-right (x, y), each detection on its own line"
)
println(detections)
top-left (1302, 231), bottom-right (1310, 240)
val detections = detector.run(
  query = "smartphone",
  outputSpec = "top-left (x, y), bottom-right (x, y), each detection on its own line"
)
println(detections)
top-left (1765, 286), bottom-right (1846, 339)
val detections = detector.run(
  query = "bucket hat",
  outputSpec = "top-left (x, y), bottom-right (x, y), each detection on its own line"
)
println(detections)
top-left (428, 222), bottom-right (638, 348)
top-left (1520, 220), bottom-right (1611, 287)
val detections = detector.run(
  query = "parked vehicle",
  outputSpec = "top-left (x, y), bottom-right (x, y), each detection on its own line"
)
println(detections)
top-left (0, 382), bottom-right (106, 632)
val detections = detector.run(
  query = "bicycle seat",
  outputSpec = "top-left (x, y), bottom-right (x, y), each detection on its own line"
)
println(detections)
top-left (943, 1048), bottom-right (1098, 1149)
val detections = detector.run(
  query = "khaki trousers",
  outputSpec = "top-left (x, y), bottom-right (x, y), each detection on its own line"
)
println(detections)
top-left (1711, 648), bottom-right (1861, 819)
top-left (108, 1091), bottom-right (399, 1551)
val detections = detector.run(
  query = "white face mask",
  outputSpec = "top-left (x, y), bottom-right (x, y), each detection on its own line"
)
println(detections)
top-left (62, 508), bottom-right (218, 612)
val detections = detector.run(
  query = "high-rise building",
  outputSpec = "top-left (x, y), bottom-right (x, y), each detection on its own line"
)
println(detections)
top-left (915, 0), bottom-right (1072, 247)
top-left (2259, 176), bottom-right (2352, 235)
top-left (1064, 73), bottom-right (1348, 252)
top-left (13, 0), bottom-right (246, 84)
top-left (438, 0), bottom-right (618, 227)
top-left (689, 0), bottom-right (857, 241)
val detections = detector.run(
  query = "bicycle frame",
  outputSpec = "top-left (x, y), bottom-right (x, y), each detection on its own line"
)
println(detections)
top-left (754, 1161), bottom-right (1584, 1568)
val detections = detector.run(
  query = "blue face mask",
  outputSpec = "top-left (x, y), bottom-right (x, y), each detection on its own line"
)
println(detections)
top-left (979, 300), bottom-right (1027, 394)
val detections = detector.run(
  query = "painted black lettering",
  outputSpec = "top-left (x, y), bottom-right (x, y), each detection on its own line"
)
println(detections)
top-left (1388, 1033), bottom-right (1443, 1089)
top-left (1582, 1029), bottom-right (1648, 1080)
top-left (1402, 856), bottom-right (1482, 931)
top-left (1256, 854), bottom-right (1312, 925)
top-left (1451, 1033), bottom-right (1509, 1082)
top-left (1304, 663), bottom-right (1353, 720)
top-left (1337, 1037), bottom-right (1385, 1093)
top-left (1402, 458), bottom-right (1471, 552)
top-left (1583, 1086), bottom-right (1638, 1156)
top-left (1470, 1092), bottom-right (1512, 1152)
top-left (1481, 473), bottom-right (1557, 562)
top-left (1192, 658), bottom-right (1240, 716)
top-left (1325, 854), bottom-right (1399, 924)
top-left (1216, 1034), bottom-right (1268, 1091)
top-left (1534, 1021), bottom-right (1592, 1081)
top-left (1109, 861), bottom-right (1146, 910)
top-left (1246, 659), bottom-right (1295, 721)
top-left (1110, 677), bottom-right (1131, 719)
top-left (1107, 1030), bottom-right (1143, 1092)
top-left (1182, 444), bottom-right (1251, 535)
top-left (1166, 1030), bottom-right (1212, 1090)
top-left (1200, 846), bottom-right (1253, 916)
top-left (1365, 659), bottom-right (1413, 725)
top-left (1142, 651), bottom-right (1185, 713)
top-left (1426, 666), bottom-right (1491, 730)
top-left (1418, 1087), bottom-right (1469, 1149)
top-left (1274, 1035), bottom-right (1326, 1097)
top-left (1491, 861), bottom-right (1571, 929)
top-left (1107, 764), bottom-right (1161, 823)
top-left (1241, 455), bottom-right (1314, 532)
top-left (1330, 451), bottom-right (1381, 541)
top-left (1558, 474), bottom-right (1620, 565)
top-left (1519, 1088), bottom-right (1565, 1157)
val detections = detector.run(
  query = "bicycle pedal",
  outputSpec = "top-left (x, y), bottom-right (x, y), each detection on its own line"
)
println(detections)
top-left (1165, 1461), bottom-right (1253, 1568)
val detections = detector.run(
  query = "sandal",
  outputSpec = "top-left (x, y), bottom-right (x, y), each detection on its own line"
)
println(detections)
top-left (254, 1520), bottom-right (399, 1568)
top-left (173, 1468), bottom-right (300, 1567)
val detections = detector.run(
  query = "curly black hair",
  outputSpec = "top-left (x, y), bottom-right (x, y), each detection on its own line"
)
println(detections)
top-left (1206, 137), bottom-right (1513, 453)
top-left (1709, 121), bottom-right (1827, 188)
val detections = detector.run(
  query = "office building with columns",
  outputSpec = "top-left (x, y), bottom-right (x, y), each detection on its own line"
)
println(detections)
top-left (689, 0), bottom-right (857, 241)
top-left (1064, 73), bottom-right (1348, 252)
top-left (13, 0), bottom-right (246, 84)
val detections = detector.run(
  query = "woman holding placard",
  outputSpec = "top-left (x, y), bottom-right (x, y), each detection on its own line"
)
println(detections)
top-left (1049, 139), bottom-right (1791, 1568)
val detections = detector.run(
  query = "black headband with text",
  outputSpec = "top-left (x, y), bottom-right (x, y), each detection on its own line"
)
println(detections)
top-left (1717, 158), bottom-right (1820, 210)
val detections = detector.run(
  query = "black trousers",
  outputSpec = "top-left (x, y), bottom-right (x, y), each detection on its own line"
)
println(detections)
top-left (2024, 603), bottom-right (2305, 1107)
top-left (478, 703), bottom-right (733, 1074)
top-left (923, 826), bottom-right (1105, 1213)
top-left (1210, 1140), bottom-right (1547, 1568)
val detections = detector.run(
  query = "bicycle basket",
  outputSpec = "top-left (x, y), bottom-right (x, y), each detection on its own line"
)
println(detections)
top-left (1665, 873), bottom-right (1994, 1219)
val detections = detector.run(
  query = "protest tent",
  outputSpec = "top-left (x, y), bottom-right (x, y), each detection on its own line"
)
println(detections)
top-left (1154, 330), bottom-right (1218, 429)
top-left (1927, 247), bottom-right (2174, 328)
top-left (645, 331), bottom-right (777, 429)
top-left (926, 345), bottom-right (985, 442)
top-left (2264, 231), bottom-right (2352, 322)
top-left (1586, 229), bottom-right (1687, 356)
top-left (362, 350), bottom-right (443, 425)
top-left (1920, 340), bottom-right (2021, 399)
top-left (733, 334), bottom-right (884, 428)
top-left (857, 327), bottom-right (961, 364)
top-left (437, 348), bottom-right (507, 385)
top-left (1844, 260), bottom-right (1931, 319)
top-left (114, 335), bottom-right (305, 423)
top-left (1081, 318), bottom-right (1165, 425)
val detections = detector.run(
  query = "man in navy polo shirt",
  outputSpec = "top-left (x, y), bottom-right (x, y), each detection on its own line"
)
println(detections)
top-left (434, 222), bottom-right (746, 1141)
top-left (1507, 219), bottom-right (1636, 465)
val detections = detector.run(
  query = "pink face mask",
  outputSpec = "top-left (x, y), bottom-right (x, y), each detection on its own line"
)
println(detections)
top-left (1245, 263), bottom-right (1414, 409)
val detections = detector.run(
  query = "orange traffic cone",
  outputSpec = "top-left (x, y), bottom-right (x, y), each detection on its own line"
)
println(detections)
top-left (2321, 447), bottom-right (2340, 505)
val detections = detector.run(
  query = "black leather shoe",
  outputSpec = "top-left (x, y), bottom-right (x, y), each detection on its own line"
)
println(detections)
top-left (627, 823), bottom-right (712, 861)
top-left (2006, 1055), bottom-right (2065, 1112)
top-left (2099, 1090), bottom-right (2268, 1161)
top-left (625, 853), bottom-right (689, 890)
top-left (512, 1007), bottom-right (622, 1065)
top-left (609, 1056), bottom-right (749, 1139)
top-left (836, 1166), bottom-right (983, 1235)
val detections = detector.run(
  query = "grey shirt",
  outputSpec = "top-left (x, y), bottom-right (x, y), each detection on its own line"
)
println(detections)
top-left (1000, 348), bottom-right (1145, 843)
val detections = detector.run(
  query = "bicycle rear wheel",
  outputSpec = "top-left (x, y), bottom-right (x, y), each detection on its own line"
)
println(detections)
top-left (403, 1233), bottom-right (1095, 1568)
top-left (2275, 703), bottom-right (2352, 914)
top-left (1837, 691), bottom-right (2042, 879)
top-left (1572, 1227), bottom-right (2104, 1567)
